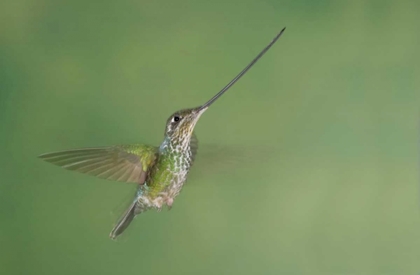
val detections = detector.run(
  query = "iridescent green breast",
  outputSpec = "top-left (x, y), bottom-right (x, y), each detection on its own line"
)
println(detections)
top-left (144, 134), bottom-right (197, 200)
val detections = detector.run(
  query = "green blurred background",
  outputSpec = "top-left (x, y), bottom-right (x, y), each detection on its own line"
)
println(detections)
top-left (1, 0), bottom-right (419, 274)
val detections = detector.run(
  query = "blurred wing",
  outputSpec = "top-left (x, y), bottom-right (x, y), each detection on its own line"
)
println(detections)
top-left (39, 145), bottom-right (158, 184)
top-left (189, 143), bottom-right (278, 180)
top-left (190, 133), bottom-right (198, 162)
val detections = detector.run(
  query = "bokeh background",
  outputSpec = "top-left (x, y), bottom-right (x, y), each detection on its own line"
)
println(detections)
top-left (1, 0), bottom-right (419, 274)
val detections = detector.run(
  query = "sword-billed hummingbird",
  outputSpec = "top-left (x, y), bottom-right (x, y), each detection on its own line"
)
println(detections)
top-left (39, 28), bottom-right (286, 239)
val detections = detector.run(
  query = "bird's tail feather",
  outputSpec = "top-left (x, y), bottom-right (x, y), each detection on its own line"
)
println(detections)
top-left (109, 201), bottom-right (137, 240)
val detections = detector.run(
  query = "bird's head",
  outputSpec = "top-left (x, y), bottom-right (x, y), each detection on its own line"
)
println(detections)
top-left (164, 106), bottom-right (207, 143)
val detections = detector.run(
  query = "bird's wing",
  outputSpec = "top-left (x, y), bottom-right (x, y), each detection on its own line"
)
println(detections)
top-left (190, 133), bottom-right (198, 163)
top-left (39, 145), bottom-right (158, 184)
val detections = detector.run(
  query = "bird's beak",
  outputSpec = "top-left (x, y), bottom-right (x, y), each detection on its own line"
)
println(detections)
top-left (197, 27), bottom-right (285, 113)
top-left (192, 106), bottom-right (208, 121)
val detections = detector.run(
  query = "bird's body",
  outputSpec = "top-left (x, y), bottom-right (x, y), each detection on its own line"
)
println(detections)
top-left (39, 28), bottom-right (286, 239)
top-left (109, 132), bottom-right (198, 239)
top-left (134, 135), bottom-right (197, 211)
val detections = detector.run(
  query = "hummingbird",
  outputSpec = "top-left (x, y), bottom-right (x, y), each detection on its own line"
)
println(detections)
top-left (39, 27), bottom-right (286, 239)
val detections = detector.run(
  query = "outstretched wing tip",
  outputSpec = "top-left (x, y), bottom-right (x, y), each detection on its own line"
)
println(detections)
top-left (38, 152), bottom-right (54, 159)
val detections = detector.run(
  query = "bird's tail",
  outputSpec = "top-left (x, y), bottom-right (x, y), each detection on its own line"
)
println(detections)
top-left (109, 200), bottom-right (137, 240)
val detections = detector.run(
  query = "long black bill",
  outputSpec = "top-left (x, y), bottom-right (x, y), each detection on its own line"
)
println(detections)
top-left (198, 27), bottom-right (286, 111)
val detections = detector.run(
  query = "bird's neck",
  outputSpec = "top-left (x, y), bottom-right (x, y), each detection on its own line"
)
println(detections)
top-left (159, 135), bottom-right (191, 154)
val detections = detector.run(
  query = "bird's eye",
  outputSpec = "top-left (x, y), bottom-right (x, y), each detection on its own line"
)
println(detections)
top-left (173, 116), bottom-right (180, 122)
